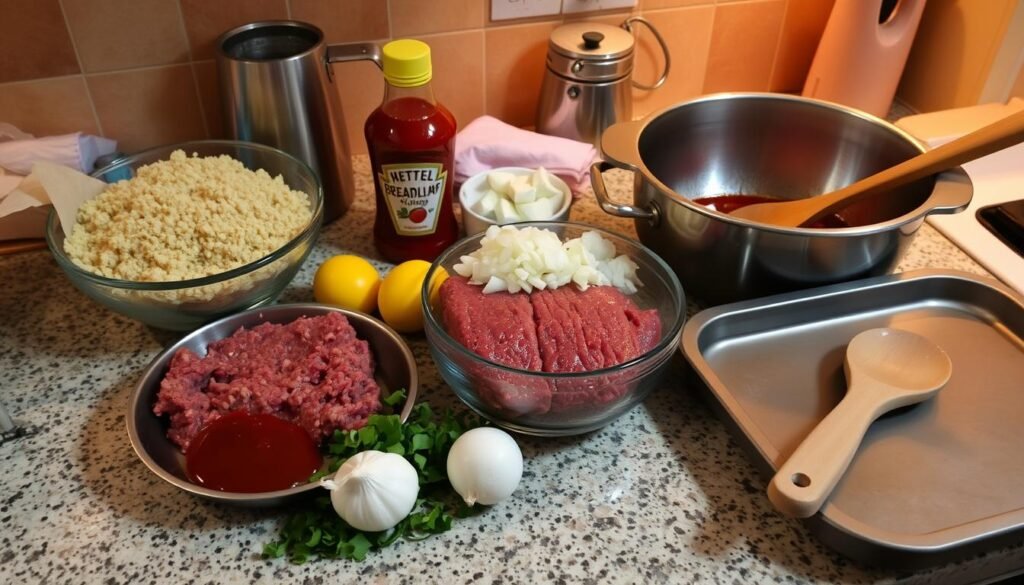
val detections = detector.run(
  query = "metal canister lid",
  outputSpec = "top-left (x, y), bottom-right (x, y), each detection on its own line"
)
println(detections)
top-left (547, 22), bottom-right (634, 82)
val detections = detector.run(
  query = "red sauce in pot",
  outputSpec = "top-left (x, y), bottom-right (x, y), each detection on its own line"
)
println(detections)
top-left (693, 194), bottom-right (850, 228)
top-left (185, 412), bottom-right (322, 493)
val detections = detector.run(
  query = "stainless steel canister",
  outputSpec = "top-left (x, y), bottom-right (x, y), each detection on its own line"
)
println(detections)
top-left (536, 18), bottom-right (669, 148)
top-left (216, 21), bottom-right (381, 223)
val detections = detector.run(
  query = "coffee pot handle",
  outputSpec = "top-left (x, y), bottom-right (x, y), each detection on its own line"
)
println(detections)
top-left (326, 42), bottom-right (383, 69)
top-left (624, 17), bottom-right (670, 91)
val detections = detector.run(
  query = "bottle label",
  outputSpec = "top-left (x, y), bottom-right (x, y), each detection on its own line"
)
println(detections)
top-left (377, 163), bottom-right (447, 236)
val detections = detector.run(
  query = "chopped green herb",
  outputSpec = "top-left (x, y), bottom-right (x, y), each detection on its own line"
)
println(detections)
top-left (264, 392), bottom-right (484, 564)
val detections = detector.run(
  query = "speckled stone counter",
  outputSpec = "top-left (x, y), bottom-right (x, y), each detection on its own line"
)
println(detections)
top-left (2, 156), bottom-right (1022, 585)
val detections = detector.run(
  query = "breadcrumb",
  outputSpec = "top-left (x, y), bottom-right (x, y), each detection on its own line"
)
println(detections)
top-left (64, 150), bottom-right (312, 282)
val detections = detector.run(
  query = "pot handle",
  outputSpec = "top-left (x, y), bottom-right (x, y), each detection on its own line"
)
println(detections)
top-left (925, 168), bottom-right (973, 215)
top-left (325, 42), bottom-right (383, 80)
top-left (624, 17), bottom-right (670, 91)
top-left (591, 161), bottom-right (659, 223)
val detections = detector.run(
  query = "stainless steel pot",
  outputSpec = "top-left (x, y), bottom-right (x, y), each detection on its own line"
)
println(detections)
top-left (592, 93), bottom-right (973, 305)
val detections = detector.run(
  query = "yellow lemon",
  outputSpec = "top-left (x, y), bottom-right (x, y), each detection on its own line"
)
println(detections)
top-left (378, 260), bottom-right (449, 333)
top-left (313, 255), bottom-right (381, 313)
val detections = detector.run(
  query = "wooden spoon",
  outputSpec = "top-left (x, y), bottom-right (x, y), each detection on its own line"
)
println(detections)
top-left (731, 109), bottom-right (1024, 227)
top-left (767, 328), bottom-right (952, 518)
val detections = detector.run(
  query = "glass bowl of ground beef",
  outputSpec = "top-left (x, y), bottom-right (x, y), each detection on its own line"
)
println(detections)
top-left (422, 222), bottom-right (686, 436)
top-left (45, 140), bottom-right (323, 331)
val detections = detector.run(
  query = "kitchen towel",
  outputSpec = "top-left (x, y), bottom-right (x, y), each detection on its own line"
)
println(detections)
top-left (0, 131), bottom-right (117, 176)
top-left (454, 116), bottom-right (597, 195)
top-left (0, 125), bottom-right (117, 243)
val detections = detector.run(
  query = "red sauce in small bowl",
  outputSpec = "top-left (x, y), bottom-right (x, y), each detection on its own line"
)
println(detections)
top-left (185, 412), bottom-right (322, 493)
top-left (693, 194), bottom-right (849, 228)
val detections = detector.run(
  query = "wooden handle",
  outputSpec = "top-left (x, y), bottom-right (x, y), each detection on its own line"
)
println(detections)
top-left (802, 108), bottom-right (1024, 225)
top-left (767, 386), bottom-right (884, 518)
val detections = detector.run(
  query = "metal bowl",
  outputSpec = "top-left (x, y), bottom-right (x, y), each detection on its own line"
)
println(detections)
top-left (127, 304), bottom-right (418, 507)
top-left (593, 93), bottom-right (973, 305)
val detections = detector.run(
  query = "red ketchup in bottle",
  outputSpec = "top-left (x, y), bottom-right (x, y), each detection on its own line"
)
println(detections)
top-left (366, 39), bottom-right (459, 263)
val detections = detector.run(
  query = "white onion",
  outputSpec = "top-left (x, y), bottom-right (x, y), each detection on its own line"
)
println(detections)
top-left (446, 427), bottom-right (523, 506)
top-left (453, 225), bottom-right (641, 295)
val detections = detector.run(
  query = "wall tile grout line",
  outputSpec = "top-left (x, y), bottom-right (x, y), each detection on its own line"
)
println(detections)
top-left (764, 0), bottom-right (790, 91)
top-left (81, 62), bottom-right (201, 79)
top-left (386, 0), bottom-right (394, 40)
top-left (55, 0), bottom-right (104, 137)
top-left (699, 2), bottom-right (720, 94)
top-left (0, 74), bottom-right (87, 89)
top-left (173, 0), bottom-right (212, 139)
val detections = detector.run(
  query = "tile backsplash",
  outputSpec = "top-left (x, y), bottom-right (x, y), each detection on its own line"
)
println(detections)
top-left (0, 0), bottom-right (834, 155)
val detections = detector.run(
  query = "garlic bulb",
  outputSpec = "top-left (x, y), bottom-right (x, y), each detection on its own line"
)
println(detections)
top-left (446, 427), bottom-right (523, 506)
top-left (320, 450), bottom-right (419, 532)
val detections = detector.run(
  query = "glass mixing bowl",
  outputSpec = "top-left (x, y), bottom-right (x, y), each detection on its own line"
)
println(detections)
top-left (422, 222), bottom-right (686, 436)
top-left (46, 140), bottom-right (323, 331)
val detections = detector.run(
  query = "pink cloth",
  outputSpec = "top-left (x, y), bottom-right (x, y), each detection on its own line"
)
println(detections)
top-left (454, 116), bottom-right (597, 195)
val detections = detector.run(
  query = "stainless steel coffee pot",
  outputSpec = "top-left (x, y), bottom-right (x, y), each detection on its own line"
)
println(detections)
top-left (536, 18), bottom-right (669, 148)
top-left (216, 21), bottom-right (381, 223)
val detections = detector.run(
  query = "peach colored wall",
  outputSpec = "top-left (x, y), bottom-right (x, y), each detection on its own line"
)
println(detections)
top-left (0, 0), bottom-right (834, 155)
top-left (898, 0), bottom-right (1018, 112)
top-left (1013, 62), bottom-right (1024, 99)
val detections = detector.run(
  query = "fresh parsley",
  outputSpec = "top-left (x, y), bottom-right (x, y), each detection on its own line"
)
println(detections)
top-left (262, 391), bottom-right (484, 564)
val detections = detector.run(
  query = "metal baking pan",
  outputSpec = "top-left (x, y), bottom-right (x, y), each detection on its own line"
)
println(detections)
top-left (681, 269), bottom-right (1024, 570)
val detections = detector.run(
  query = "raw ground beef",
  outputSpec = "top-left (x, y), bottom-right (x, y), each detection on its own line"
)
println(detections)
top-left (153, 312), bottom-right (380, 450)
top-left (438, 276), bottom-right (661, 415)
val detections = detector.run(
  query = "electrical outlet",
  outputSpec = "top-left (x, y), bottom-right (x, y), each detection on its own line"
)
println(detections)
top-left (561, 0), bottom-right (637, 14)
top-left (491, 0), bottom-right (562, 21)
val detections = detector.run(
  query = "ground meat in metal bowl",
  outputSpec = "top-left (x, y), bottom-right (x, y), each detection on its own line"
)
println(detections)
top-left (153, 312), bottom-right (380, 450)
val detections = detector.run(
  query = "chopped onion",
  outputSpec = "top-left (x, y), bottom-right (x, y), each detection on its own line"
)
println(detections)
top-left (453, 225), bottom-right (641, 294)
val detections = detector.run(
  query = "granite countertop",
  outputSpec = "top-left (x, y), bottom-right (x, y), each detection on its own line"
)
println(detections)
top-left (2, 156), bottom-right (1022, 585)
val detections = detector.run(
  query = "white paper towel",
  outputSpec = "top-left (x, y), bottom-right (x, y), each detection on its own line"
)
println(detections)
top-left (0, 126), bottom-right (117, 241)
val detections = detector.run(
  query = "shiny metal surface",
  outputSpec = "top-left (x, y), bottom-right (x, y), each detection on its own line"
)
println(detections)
top-left (595, 93), bottom-right (973, 304)
top-left (216, 21), bottom-right (381, 223)
top-left (550, 22), bottom-right (634, 61)
top-left (536, 74), bottom-right (631, 148)
top-left (680, 269), bottom-right (1024, 569)
top-left (547, 22), bottom-right (634, 81)
top-left (127, 304), bottom-right (418, 507)
top-left (536, 19), bottom-right (669, 149)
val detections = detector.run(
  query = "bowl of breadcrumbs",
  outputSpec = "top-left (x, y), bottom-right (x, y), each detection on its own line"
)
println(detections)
top-left (46, 140), bottom-right (323, 330)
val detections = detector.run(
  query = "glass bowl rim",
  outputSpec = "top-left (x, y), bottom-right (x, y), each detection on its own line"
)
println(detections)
top-left (45, 139), bottom-right (324, 291)
top-left (421, 221), bottom-right (687, 379)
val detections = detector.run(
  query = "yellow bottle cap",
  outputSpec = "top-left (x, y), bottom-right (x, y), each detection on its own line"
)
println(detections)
top-left (382, 39), bottom-right (432, 87)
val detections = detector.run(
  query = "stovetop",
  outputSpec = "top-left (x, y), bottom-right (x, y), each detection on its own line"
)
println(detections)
top-left (924, 141), bottom-right (1024, 294)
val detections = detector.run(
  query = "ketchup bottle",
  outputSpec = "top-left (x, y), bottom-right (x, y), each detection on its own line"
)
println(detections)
top-left (365, 39), bottom-right (459, 263)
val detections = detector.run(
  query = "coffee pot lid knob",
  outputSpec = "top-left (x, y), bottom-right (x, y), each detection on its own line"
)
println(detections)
top-left (582, 31), bottom-right (604, 50)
